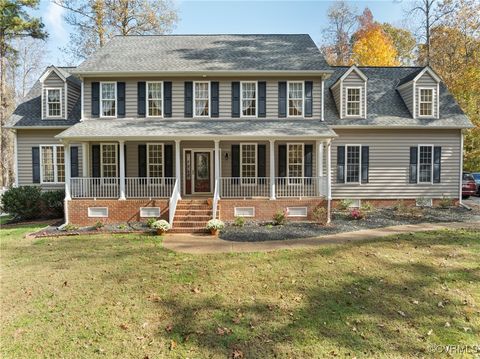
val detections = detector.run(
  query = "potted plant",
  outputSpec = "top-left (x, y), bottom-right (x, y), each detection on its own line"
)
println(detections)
top-left (205, 219), bottom-right (225, 235)
top-left (151, 219), bottom-right (171, 235)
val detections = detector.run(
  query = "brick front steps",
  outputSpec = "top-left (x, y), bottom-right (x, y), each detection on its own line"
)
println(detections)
top-left (171, 199), bottom-right (212, 233)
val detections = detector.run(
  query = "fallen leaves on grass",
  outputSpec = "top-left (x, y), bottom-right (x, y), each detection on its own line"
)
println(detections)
top-left (165, 324), bottom-right (173, 333)
top-left (169, 340), bottom-right (177, 350)
top-left (217, 327), bottom-right (232, 336)
top-left (231, 348), bottom-right (244, 358)
top-left (119, 323), bottom-right (128, 330)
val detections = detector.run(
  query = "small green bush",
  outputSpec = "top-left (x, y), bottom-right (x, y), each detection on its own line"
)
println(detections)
top-left (146, 218), bottom-right (157, 228)
top-left (1, 186), bottom-right (42, 220)
top-left (233, 216), bottom-right (246, 227)
top-left (360, 201), bottom-right (374, 212)
top-left (94, 221), bottom-right (104, 230)
top-left (438, 197), bottom-right (454, 209)
top-left (41, 190), bottom-right (65, 217)
top-left (273, 210), bottom-right (287, 226)
top-left (118, 224), bottom-right (128, 230)
top-left (313, 206), bottom-right (328, 225)
top-left (63, 224), bottom-right (78, 231)
top-left (338, 199), bottom-right (353, 211)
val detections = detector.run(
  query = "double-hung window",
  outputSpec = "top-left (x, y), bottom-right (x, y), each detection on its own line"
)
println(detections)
top-left (418, 145), bottom-right (433, 183)
top-left (345, 145), bottom-right (361, 183)
top-left (240, 143), bottom-right (257, 185)
top-left (101, 143), bottom-right (117, 181)
top-left (194, 81), bottom-right (209, 117)
top-left (147, 144), bottom-right (164, 178)
top-left (46, 89), bottom-right (62, 117)
top-left (100, 82), bottom-right (116, 117)
top-left (241, 82), bottom-right (257, 117)
top-left (40, 145), bottom-right (64, 183)
top-left (147, 82), bottom-right (163, 117)
top-left (288, 82), bottom-right (304, 117)
top-left (287, 143), bottom-right (304, 184)
top-left (419, 88), bottom-right (433, 117)
top-left (346, 88), bottom-right (361, 116)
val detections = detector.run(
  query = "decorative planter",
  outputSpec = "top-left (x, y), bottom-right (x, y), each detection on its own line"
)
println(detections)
top-left (207, 198), bottom-right (213, 206)
top-left (156, 228), bottom-right (166, 235)
top-left (210, 229), bottom-right (219, 236)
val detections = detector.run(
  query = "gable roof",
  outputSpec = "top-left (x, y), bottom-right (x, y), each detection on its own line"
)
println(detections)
top-left (75, 34), bottom-right (332, 75)
top-left (397, 66), bottom-right (440, 87)
top-left (330, 65), bottom-right (368, 88)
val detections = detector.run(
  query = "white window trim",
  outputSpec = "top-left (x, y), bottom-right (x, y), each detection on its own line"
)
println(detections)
top-left (193, 81), bottom-right (210, 118)
top-left (100, 81), bottom-right (117, 118)
top-left (417, 87), bottom-right (435, 118)
top-left (344, 87), bottom-right (363, 118)
top-left (40, 144), bottom-right (65, 184)
top-left (234, 207), bottom-right (255, 217)
top-left (146, 143), bottom-right (164, 179)
top-left (100, 143), bottom-right (118, 178)
top-left (240, 143), bottom-right (257, 186)
top-left (286, 207), bottom-right (308, 217)
top-left (417, 144), bottom-right (434, 185)
top-left (287, 143), bottom-right (304, 185)
top-left (345, 144), bottom-right (362, 185)
top-left (287, 81), bottom-right (305, 118)
top-left (45, 88), bottom-right (63, 119)
top-left (146, 81), bottom-right (164, 118)
top-left (88, 207), bottom-right (109, 218)
top-left (240, 81), bottom-right (258, 118)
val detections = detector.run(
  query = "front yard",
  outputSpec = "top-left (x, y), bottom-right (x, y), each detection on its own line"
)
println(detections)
top-left (1, 223), bottom-right (479, 358)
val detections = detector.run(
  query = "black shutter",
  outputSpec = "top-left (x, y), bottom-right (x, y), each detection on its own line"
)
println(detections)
top-left (71, 146), bottom-right (79, 178)
top-left (433, 146), bottom-right (441, 183)
top-left (137, 82), bottom-right (146, 116)
top-left (337, 146), bottom-right (345, 183)
top-left (409, 147), bottom-right (418, 184)
top-left (211, 81), bottom-right (219, 117)
top-left (278, 82), bottom-right (287, 118)
top-left (361, 146), bottom-right (369, 183)
top-left (117, 82), bottom-right (126, 117)
top-left (305, 81), bottom-right (313, 117)
top-left (164, 81), bottom-right (172, 117)
top-left (232, 82), bottom-right (240, 118)
top-left (258, 81), bottom-right (266, 117)
top-left (257, 144), bottom-right (266, 177)
top-left (304, 144), bottom-right (313, 177)
top-left (138, 144), bottom-right (147, 177)
top-left (278, 145), bottom-right (287, 177)
top-left (91, 82), bottom-right (100, 116)
top-left (164, 145), bottom-right (173, 177)
top-left (184, 82), bottom-right (193, 117)
top-left (91, 145), bottom-right (100, 178)
top-left (231, 145), bottom-right (240, 177)
top-left (32, 147), bottom-right (40, 183)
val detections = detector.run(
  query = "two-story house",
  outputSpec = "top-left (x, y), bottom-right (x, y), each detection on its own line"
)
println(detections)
top-left (6, 34), bottom-right (473, 232)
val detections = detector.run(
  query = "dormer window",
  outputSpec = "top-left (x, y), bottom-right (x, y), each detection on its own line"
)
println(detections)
top-left (346, 88), bottom-right (361, 116)
top-left (288, 81), bottom-right (304, 117)
top-left (419, 88), bottom-right (433, 117)
top-left (46, 89), bottom-right (62, 117)
top-left (100, 82), bottom-right (116, 117)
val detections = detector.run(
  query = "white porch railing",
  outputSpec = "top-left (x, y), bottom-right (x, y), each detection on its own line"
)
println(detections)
top-left (212, 178), bottom-right (220, 219)
top-left (125, 177), bottom-right (175, 198)
top-left (275, 177), bottom-right (328, 198)
top-left (220, 177), bottom-right (271, 198)
top-left (71, 177), bottom-right (120, 198)
top-left (169, 178), bottom-right (181, 225)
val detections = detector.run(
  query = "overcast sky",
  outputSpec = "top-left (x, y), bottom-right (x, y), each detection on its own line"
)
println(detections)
top-left (33, 0), bottom-right (412, 66)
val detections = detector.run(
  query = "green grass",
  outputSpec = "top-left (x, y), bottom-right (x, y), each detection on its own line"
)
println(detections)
top-left (1, 225), bottom-right (479, 358)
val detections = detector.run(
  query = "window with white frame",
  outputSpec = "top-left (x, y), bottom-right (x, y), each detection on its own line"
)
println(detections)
top-left (346, 145), bottom-right (361, 183)
top-left (101, 143), bottom-right (117, 177)
top-left (288, 82), bottom-right (304, 117)
top-left (418, 145), bottom-right (433, 183)
top-left (194, 82), bottom-right (209, 117)
top-left (419, 88), bottom-right (433, 117)
top-left (147, 144), bottom-right (163, 177)
top-left (147, 82), bottom-right (163, 117)
top-left (287, 144), bottom-right (303, 184)
top-left (346, 88), bottom-right (361, 116)
top-left (46, 89), bottom-right (62, 117)
top-left (241, 144), bottom-right (257, 184)
top-left (100, 82), bottom-right (116, 117)
top-left (241, 82), bottom-right (257, 117)
top-left (40, 145), bottom-right (64, 183)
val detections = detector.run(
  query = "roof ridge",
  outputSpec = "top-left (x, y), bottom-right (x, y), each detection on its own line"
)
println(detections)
top-left (112, 33), bottom-right (311, 37)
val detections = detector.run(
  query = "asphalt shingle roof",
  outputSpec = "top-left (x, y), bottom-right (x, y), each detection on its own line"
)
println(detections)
top-left (75, 34), bottom-right (331, 73)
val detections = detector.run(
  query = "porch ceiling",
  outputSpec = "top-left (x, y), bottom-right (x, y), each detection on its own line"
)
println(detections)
top-left (55, 119), bottom-right (338, 141)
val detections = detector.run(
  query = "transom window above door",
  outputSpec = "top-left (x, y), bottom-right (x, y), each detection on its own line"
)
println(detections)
top-left (288, 82), bottom-right (304, 117)
top-left (147, 82), bottom-right (163, 117)
top-left (194, 82), bottom-right (209, 117)
top-left (241, 82), bottom-right (257, 117)
top-left (100, 82), bottom-right (116, 117)
top-left (346, 88), bottom-right (361, 116)
top-left (46, 89), bottom-right (62, 117)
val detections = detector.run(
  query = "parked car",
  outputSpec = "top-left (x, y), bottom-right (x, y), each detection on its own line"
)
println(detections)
top-left (471, 172), bottom-right (480, 195)
top-left (462, 172), bottom-right (477, 199)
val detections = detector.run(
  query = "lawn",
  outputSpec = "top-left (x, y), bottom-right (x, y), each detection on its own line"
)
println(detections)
top-left (1, 224), bottom-right (479, 358)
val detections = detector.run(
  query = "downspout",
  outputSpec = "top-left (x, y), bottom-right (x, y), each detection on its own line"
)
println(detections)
top-left (58, 141), bottom-right (71, 230)
top-left (458, 131), bottom-right (466, 208)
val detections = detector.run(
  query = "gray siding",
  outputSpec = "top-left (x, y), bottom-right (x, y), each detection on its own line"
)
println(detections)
top-left (398, 83), bottom-right (414, 116)
top-left (415, 72), bottom-right (438, 118)
top-left (83, 77), bottom-right (323, 120)
top-left (42, 72), bottom-right (66, 119)
top-left (331, 129), bottom-right (461, 199)
top-left (67, 81), bottom-right (80, 117)
top-left (331, 83), bottom-right (341, 114)
top-left (341, 71), bottom-right (366, 119)
top-left (17, 129), bottom-right (83, 190)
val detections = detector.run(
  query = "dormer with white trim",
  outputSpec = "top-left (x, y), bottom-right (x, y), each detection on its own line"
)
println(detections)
top-left (397, 66), bottom-right (441, 119)
top-left (330, 65), bottom-right (368, 119)
top-left (40, 66), bottom-right (67, 120)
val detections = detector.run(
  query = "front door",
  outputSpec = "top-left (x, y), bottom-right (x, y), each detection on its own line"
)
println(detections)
top-left (184, 150), bottom-right (212, 194)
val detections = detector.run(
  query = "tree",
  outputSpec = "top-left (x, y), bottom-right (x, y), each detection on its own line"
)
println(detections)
top-left (0, 0), bottom-right (47, 187)
top-left (320, 0), bottom-right (358, 65)
top-left (54, 0), bottom-right (178, 62)
top-left (382, 23), bottom-right (417, 65)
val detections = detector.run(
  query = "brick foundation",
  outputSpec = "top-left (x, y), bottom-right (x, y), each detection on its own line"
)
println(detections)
top-left (67, 199), bottom-right (169, 226)
top-left (219, 198), bottom-right (327, 222)
top-left (332, 198), bottom-right (460, 209)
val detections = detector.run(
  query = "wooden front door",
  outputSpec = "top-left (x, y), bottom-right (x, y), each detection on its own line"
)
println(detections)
top-left (194, 152), bottom-right (211, 193)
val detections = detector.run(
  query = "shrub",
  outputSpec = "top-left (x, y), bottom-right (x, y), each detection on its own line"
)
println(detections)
top-left (438, 197), bottom-right (454, 209)
top-left (118, 224), bottom-right (128, 230)
top-left (350, 208), bottom-right (364, 220)
top-left (361, 201), bottom-right (374, 212)
top-left (146, 218), bottom-right (157, 228)
top-left (312, 206), bottom-right (328, 225)
top-left (272, 210), bottom-right (287, 226)
top-left (393, 200), bottom-right (407, 212)
top-left (338, 199), bottom-right (353, 211)
top-left (1, 186), bottom-right (42, 220)
top-left (205, 219), bottom-right (225, 231)
top-left (41, 190), bottom-right (65, 217)
top-left (151, 219), bottom-right (171, 232)
top-left (94, 221), bottom-right (104, 230)
top-left (63, 224), bottom-right (78, 231)
top-left (233, 216), bottom-right (246, 227)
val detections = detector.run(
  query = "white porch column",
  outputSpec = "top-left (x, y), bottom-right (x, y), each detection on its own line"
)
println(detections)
top-left (175, 140), bottom-right (181, 199)
top-left (64, 142), bottom-right (71, 200)
top-left (326, 140), bottom-right (332, 223)
top-left (316, 140), bottom-right (324, 196)
top-left (119, 140), bottom-right (126, 200)
top-left (82, 142), bottom-right (88, 177)
top-left (214, 139), bottom-right (220, 193)
top-left (269, 140), bottom-right (276, 200)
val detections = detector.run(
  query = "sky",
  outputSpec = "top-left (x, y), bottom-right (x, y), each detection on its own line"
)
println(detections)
top-left (33, 0), bottom-right (412, 66)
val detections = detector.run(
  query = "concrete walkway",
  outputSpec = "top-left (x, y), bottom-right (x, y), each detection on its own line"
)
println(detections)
top-left (163, 221), bottom-right (480, 254)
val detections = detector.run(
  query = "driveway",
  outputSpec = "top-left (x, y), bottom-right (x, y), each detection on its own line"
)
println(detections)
top-left (464, 195), bottom-right (480, 208)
